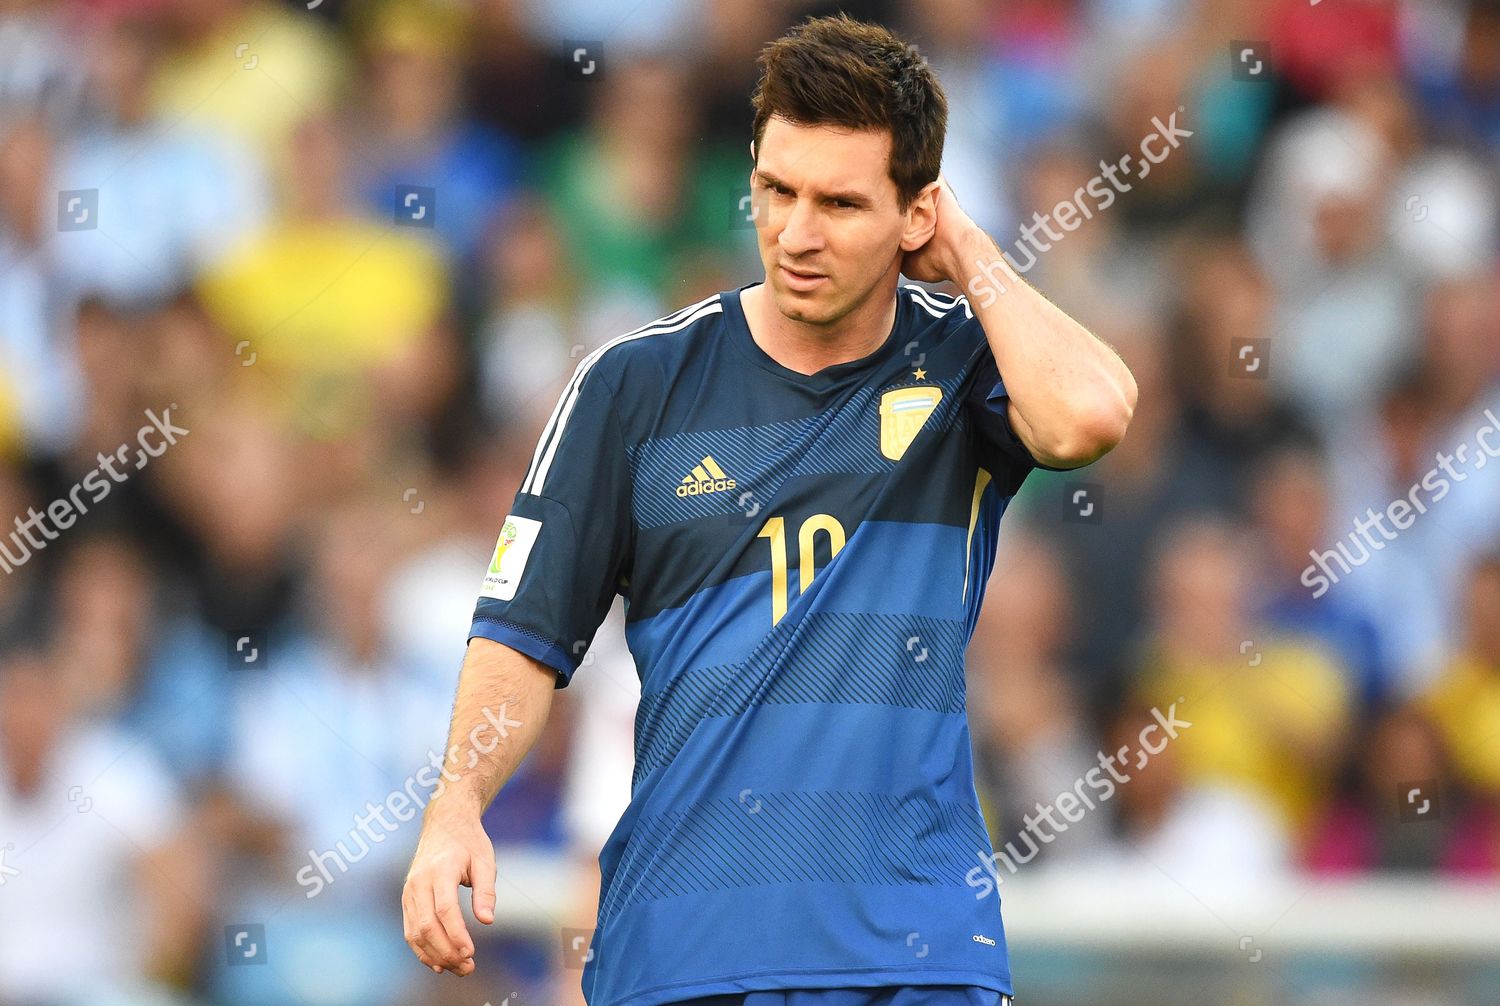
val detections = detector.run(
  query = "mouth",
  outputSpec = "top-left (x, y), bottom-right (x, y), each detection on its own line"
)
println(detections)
top-left (778, 264), bottom-right (827, 291)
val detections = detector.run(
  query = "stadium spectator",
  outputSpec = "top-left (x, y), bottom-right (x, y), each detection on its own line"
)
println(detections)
top-left (536, 56), bottom-right (747, 308)
top-left (1133, 518), bottom-right (1353, 831)
top-left (1251, 445), bottom-right (1393, 709)
top-left (0, 651), bottom-right (204, 1003)
top-left (51, 15), bottom-right (270, 307)
top-left (1086, 700), bottom-right (1293, 887)
top-left (350, 1), bottom-right (524, 287)
top-left (147, 0), bottom-right (349, 166)
top-left (1421, 555), bottom-right (1500, 798)
top-left (1304, 706), bottom-right (1500, 876)
top-left (196, 110), bottom-right (454, 438)
top-left (970, 532), bottom-right (1112, 865)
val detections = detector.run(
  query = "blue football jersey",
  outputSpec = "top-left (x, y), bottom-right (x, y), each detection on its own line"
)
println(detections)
top-left (471, 281), bottom-right (1045, 1006)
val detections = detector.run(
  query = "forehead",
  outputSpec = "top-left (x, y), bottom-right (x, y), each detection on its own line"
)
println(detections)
top-left (756, 115), bottom-right (894, 196)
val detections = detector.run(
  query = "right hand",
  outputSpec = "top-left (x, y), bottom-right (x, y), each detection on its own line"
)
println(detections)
top-left (402, 810), bottom-right (497, 976)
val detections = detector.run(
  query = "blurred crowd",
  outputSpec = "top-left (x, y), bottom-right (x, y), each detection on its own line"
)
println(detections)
top-left (0, 0), bottom-right (1498, 1003)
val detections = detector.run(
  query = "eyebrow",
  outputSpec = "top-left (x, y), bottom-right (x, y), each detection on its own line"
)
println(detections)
top-left (754, 169), bottom-right (871, 207)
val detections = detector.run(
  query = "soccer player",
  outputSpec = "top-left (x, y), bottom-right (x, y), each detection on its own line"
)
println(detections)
top-left (402, 14), bottom-right (1136, 1006)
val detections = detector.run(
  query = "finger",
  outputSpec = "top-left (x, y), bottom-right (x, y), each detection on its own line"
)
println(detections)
top-left (432, 876), bottom-right (476, 972)
top-left (470, 847), bottom-right (497, 926)
top-left (413, 872), bottom-right (466, 972)
top-left (402, 883), bottom-right (445, 974)
top-left (407, 935), bottom-right (444, 974)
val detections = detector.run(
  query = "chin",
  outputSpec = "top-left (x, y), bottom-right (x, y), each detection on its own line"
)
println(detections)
top-left (776, 299), bottom-right (833, 326)
top-left (771, 282), bottom-right (841, 325)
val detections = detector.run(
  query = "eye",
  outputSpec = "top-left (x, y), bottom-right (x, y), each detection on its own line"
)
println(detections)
top-left (831, 199), bottom-right (857, 209)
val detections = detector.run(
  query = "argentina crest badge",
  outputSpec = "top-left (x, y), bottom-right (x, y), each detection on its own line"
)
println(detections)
top-left (879, 385), bottom-right (943, 461)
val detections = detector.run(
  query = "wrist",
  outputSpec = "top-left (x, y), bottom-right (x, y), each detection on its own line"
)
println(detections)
top-left (425, 783), bottom-right (485, 826)
top-left (946, 226), bottom-right (997, 288)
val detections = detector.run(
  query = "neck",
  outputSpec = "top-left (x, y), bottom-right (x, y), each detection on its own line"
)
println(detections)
top-left (741, 269), bottom-right (900, 376)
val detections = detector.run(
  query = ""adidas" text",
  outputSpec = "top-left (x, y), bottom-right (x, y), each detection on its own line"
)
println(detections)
top-left (677, 456), bottom-right (737, 497)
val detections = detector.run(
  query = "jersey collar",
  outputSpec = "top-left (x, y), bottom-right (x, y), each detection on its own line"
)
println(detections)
top-left (720, 280), bottom-right (908, 388)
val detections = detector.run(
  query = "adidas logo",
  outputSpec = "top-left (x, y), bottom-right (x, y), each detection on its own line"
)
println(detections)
top-left (676, 455), bottom-right (737, 497)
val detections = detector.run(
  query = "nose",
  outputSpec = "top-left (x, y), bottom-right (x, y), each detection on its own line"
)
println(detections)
top-left (777, 197), bottom-right (825, 258)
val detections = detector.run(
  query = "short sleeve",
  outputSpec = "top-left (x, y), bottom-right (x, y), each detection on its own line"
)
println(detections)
top-left (960, 322), bottom-right (1068, 491)
top-left (967, 357), bottom-right (1034, 461)
top-left (469, 365), bottom-right (634, 687)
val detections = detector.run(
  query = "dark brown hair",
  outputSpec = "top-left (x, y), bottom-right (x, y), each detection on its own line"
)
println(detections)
top-left (750, 14), bottom-right (947, 210)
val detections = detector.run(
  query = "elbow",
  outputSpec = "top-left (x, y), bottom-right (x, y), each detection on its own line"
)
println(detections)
top-left (1034, 377), bottom-right (1137, 469)
top-left (1086, 365), bottom-right (1138, 455)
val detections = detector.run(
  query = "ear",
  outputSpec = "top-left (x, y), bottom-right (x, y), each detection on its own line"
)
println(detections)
top-left (899, 179), bottom-right (942, 253)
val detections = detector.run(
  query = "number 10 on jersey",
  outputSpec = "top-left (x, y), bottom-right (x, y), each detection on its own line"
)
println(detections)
top-left (757, 513), bottom-right (846, 625)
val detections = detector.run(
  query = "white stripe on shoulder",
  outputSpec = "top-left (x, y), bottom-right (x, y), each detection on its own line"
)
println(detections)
top-left (521, 293), bottom-right (721, 494)
top-left (904, 283), bottom-right (973, 319)
top-left (522, 295), bottom-right (724, 495)
top-left (908, 292), bottom-right (948, 320)
top-left (906, 283), bottom-right (962, 307)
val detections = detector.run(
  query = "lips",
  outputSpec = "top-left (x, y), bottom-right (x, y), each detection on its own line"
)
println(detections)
top-left (779, 264), bottom-right (827, 289)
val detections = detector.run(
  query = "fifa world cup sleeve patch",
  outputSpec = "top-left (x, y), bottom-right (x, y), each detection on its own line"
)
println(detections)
top-left (479, 515), bottom-right (543, 600)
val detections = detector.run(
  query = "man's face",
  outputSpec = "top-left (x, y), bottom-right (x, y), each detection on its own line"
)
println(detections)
top-left (751, 116), bottom-right (910, 327)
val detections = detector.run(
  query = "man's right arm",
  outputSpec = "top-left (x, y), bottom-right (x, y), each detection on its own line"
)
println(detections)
top-left (402, 636), bottom-right (557, 977)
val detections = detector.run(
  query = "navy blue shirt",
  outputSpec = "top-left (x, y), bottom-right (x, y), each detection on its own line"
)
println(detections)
top-left (471, 282), bottom-right (1039, 1006)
